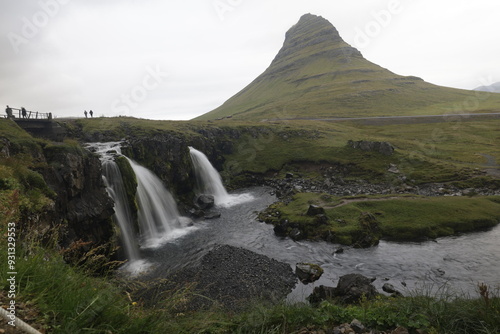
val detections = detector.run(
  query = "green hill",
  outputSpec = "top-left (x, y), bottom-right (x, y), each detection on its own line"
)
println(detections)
top-left (195, 14), bottom-right (500, 121)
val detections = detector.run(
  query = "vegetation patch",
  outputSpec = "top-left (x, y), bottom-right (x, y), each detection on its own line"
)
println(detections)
top-left (261, 193), bottom-right (500, 244)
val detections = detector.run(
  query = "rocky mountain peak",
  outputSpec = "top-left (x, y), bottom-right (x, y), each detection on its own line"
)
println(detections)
top-left (271, 13), bottom-right (361, 65)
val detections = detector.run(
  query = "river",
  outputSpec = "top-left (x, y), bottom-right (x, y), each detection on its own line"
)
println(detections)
top-left (131, 186), bottom-right (500, 300)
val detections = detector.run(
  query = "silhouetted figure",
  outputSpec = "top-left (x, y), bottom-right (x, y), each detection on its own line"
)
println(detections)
top-left (48, 112), bottom-right (53, 120)
top-left (5, 105), bottom-right (12, 118)
top-left (84, 110), bottom-right (88, 118)
top-left (89, 110), bottom-right (93, 118)
top-left (21, 107), bottom-right (27, 118)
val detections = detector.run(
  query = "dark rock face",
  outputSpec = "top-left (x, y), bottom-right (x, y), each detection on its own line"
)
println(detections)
top-left (41, 148), bottom-right (115, 251)
top-left (348, 140), bottom-right (395, 156)
top-left (135, 245), bottom-right (297, 311)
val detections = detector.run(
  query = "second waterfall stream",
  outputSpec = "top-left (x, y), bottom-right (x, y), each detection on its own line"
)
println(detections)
top-left (189, 146), bottom-right (254, 207)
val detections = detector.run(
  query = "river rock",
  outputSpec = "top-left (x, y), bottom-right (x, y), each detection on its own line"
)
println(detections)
top-left (295, 263), bottom-right (324, 283)
top-left (382, 283), bottom-right (403, 297)
top-left (195, 194), bottom-right (215, 209)
top-left (204, 212), bottom-right (221, 220)
top-left (307, 204), bottom-right (325, 216)
top-left (273, 220), bottom-right (289, 237)
top-left (335, 273), bottom-right (378, 303)
top-left (289, 228), bottom-right (303, 240)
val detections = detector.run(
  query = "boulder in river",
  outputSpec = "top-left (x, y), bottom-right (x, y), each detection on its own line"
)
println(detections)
top-left (195, 194), bottom-right (215, 209)
top-left (308, 273), bottom-right (378, 304)
top-left (295, 263), bottom-right (324, 283)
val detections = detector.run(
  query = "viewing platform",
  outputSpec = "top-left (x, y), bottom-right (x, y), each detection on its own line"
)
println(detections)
top-left (3, 107), bottom-right (65, 141)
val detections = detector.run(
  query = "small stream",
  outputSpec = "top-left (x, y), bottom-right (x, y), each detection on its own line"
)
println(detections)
top-left (135, 187), bottom-right (500, 300)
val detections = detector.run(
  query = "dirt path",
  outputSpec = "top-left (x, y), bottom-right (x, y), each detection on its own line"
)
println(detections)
top-left (323, 196), bottom-right (420, 209)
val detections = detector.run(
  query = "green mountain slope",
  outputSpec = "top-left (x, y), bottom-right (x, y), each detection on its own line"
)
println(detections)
top-left (196, 14), bottom-right (500, 121)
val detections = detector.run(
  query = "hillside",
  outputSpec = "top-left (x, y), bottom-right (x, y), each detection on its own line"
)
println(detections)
top-left (475, 81), bottom-right (500, 93)
top-left (196, 14), bottom-right (500, 121)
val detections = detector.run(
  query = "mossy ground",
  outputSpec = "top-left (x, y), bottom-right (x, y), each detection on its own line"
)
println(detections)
top-left (262, 193), bottom-right (500, 244)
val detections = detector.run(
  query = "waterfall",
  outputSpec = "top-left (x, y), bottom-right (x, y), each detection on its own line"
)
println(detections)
top-left (88, 142), bottom-right (194, 263)
top-left (88, 142), bottom-right (140, 261)
top-left (189, 146), bottom-right (254, 207)
top-left (127, 159), bottom-right (192, 247)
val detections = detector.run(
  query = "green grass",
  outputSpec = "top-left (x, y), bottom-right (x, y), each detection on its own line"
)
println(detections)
top-left (262, 193), bottom-right (500, 243)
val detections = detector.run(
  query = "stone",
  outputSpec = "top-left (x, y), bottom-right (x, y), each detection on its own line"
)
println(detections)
top-left (350, 319), bottom-right (365, 334)
top-left (289, 228), bottom-right (302, 240)
top-left (307, 204), bottom-right (325, 216)
top-left (391, 327), bottom-right (409, 334)
top-left (190, 208), bottom-right (205, 219)
top-left (296, 263), bottom-right (324, 283)
top-left (335, 273), bottom-right (378, 304)
top-left (382, 283), bottom-right (402, 296)
top-left (285, 172), bottom-right (294, 179)
top-left (273, 220), bottom-right (289, 237)
top-left (204, 212), bottom-right (221, 220)
top-left (387, 163), bottom-right (400, 174)
top-left (308, 285), bottom-right (336, 304)
top-left (195, 194), bottom-right (215, 210)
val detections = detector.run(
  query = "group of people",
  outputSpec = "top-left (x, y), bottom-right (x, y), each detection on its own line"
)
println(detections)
top-left (84, 110), bottom-right (94, 118)
top-left (5, 105), bottom-right (53, 120)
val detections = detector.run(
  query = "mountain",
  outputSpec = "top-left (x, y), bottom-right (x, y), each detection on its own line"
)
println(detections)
top-left (196, 14), bottom-right (500, 121)
top-left (475, 82), bottom-right (500, 93)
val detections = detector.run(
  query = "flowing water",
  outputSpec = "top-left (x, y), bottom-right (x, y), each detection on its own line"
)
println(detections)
top-left (90, 143), bottom-right (500, 298)
top-left (87, 142), bottom-right (195, 273)
top-left (140, 186), bottom-right (500, 299)
top-left (189, 146), bottom-right (253, 207)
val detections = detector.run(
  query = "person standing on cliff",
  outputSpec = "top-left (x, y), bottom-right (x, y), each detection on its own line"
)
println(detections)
top-left (89, 110), bottom-right (93, 118)
top-left (84, 110), bottom-right (88, 118)
top-left (5, 105), bottom-right (12, 118)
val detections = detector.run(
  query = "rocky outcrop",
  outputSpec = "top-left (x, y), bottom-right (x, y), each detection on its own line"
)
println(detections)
top-left (348, 140), bottom-right (395, 156)
top-left (308, 273), bottom-right (378, 305)
top-left (40, 145), bottom-right (115, 258)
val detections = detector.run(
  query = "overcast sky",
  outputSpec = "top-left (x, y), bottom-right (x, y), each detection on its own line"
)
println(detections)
top-left (1, 0), bottom-right (499, 120)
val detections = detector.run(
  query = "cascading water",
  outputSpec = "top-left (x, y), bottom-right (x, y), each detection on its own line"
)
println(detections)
top-left (189, 146), bottom-right (254, 207)
top-left (88, 142), bottom-right (140, 262)
top-left (127, 159), bottom-right (193, 248)
top-left (88, 142), bottom-right (195, 273)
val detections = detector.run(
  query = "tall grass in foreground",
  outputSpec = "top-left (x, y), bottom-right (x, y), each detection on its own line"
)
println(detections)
top-left (1, 241), bottom-right (499, 333)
